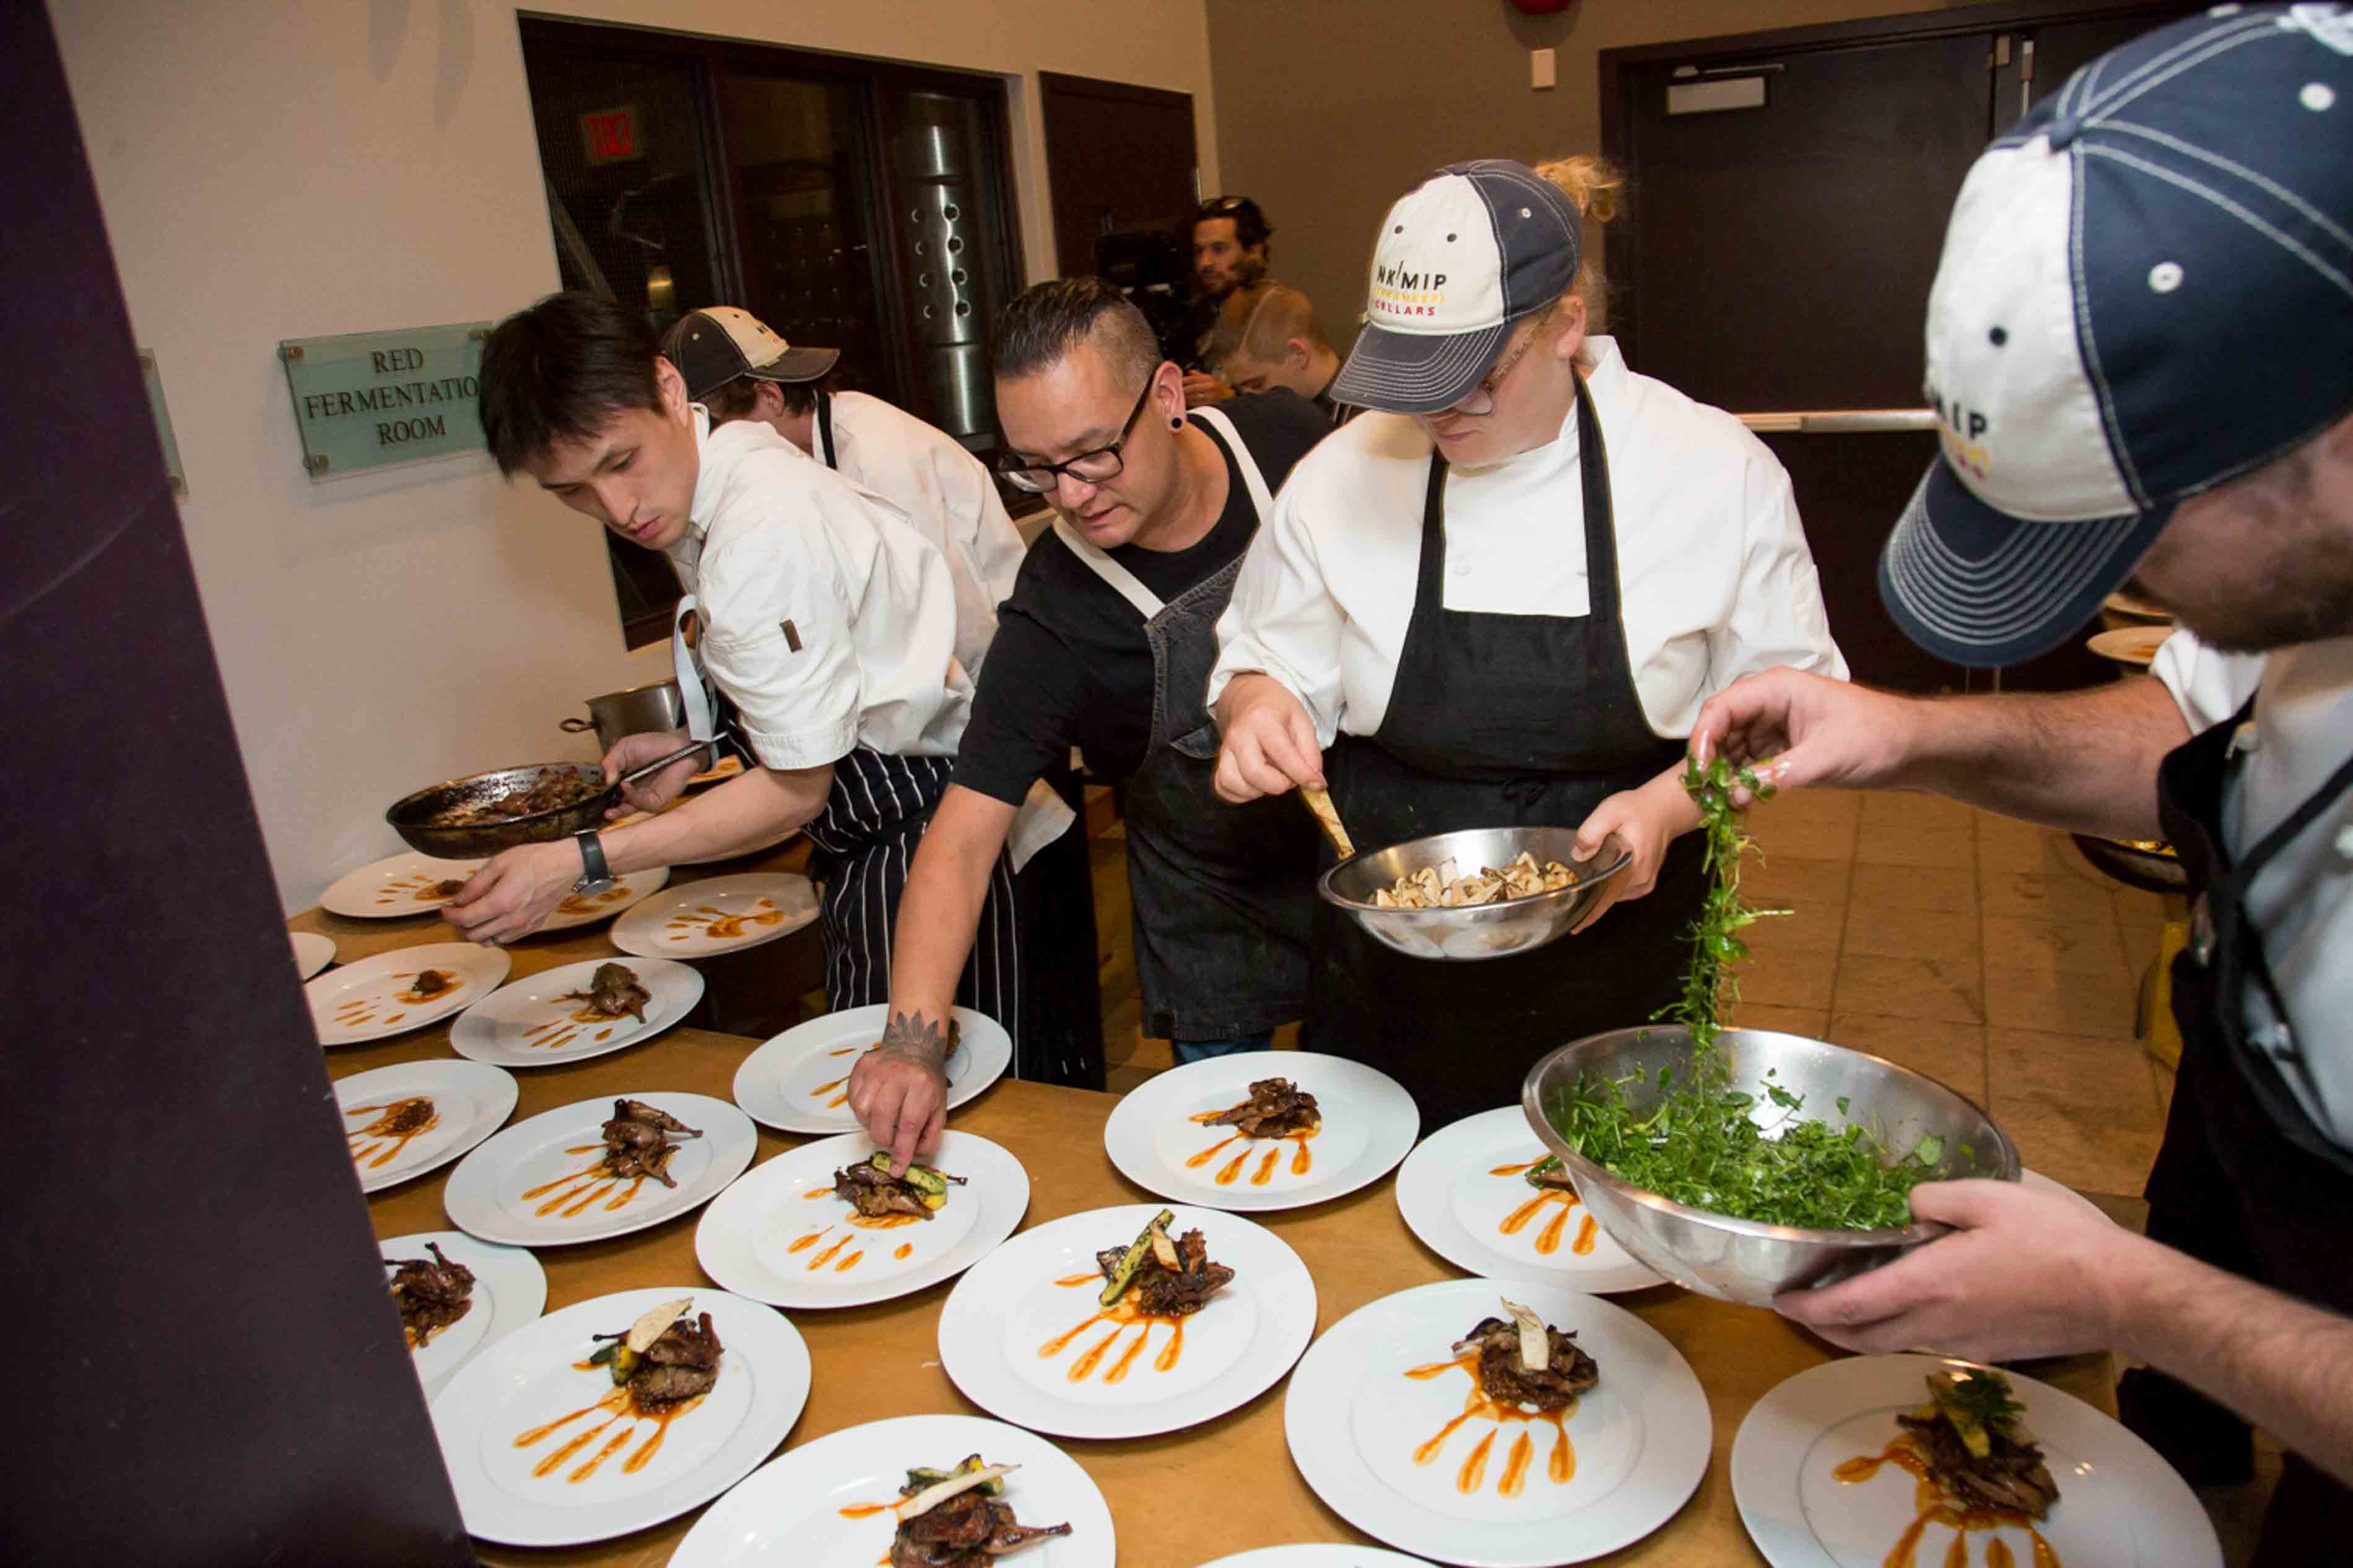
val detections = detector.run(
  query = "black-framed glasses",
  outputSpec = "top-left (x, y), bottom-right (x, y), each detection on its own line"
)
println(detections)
top-left (996, 378), bottom-right (1157, 493)
top-left (1446, 300), bottom-right (1560, 417)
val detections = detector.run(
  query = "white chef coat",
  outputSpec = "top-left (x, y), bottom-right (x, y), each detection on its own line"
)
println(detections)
top-left (1206, 337), bottom-right (1848, 742)
top-left (2152, 626), bottom-right (2353, 1146)
top-left (666, 408), bottom-right (972, 769)
top-left (813, 391), bottom-right (1027, 680)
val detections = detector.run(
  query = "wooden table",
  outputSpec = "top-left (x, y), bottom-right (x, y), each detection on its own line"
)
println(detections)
top-left (308, 870), bottom-right (2116, 1568)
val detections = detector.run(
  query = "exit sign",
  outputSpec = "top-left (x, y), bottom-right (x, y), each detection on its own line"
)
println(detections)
top-left (580, 104), bottom-right (643, 165)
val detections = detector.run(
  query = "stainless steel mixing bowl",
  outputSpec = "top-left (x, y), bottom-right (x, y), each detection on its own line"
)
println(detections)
top-left (1316, 825), bottom-right (1632, 963)
top-left (1521, 1025), bottom-right (2020, 1306)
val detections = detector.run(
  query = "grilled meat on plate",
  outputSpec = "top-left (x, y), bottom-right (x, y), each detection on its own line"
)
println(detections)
top-left (627, 1311), bottom-right (721, 1409)
top-left (890, 1458), bottom-right (1071, 1568)
top-left (1898, 1369), bottom-right (2060, 1519)
top-left (386, 1242), bottom-right (475, 1344)
top-left (835, 1153), bottom-right (967, 1219)
top-left (1095, 1226), bottom-right (1233, 1316)
top-left (599, 1099), bottom-right (703, 1186)
top-left (1454, 1303), bottom-right (1599, 1410)
top-left (563, 963), bottom-right (651, 1022)
top-left (1204, 1077), bottom-right (1320, 1138)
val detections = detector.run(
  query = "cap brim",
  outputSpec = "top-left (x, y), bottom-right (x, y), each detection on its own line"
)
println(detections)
top-left (742, 345), bottom-right (840, 385)
top-left (1328, 320), bottom-right (1509, 415)
top-left (1879, 457), bottom-right (2175, 669)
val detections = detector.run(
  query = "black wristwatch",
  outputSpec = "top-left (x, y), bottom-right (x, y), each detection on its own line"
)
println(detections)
top-left (572, 828), bottom-right (615, 896)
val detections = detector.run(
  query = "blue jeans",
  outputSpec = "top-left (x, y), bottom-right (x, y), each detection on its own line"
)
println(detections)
top-left (1172, 1030), bottom-right (1274, 1065)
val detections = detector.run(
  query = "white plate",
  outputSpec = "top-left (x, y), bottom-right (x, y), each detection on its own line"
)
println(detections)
top-left (609, 873), bottom-right (817, 958)
top-left (1196, 1549), bottom-right (1436, 1567)
top-left (1285, 1278), bottom-right (1710, 1567)
top-left (687, 753), bottom-right (745, 789)
top-left (1104, 1052), bottom-right (1419, 1213)
top-left (2087, 625), bottom-right (2173, 667)
top-left (534, 867), bottom-right (671, 933)
top-left (1394, 1108), bottom-right (1663, 1295)
top-left (320, 851), bottom-right (486, 919)
top-left (695, 1130), bottom-right (1030, 1310)
top-left (732, 1004), bottom-right (1012, 1135)
top-left (336, 1059), bottom-right (520, 1193)
top-left (937, 1202), bottom-right (1316, 1440)
top-left (442, 1091), bottom-right (756, 1247)
top-left (291, 929), bottom-right (336, 980)
top-left (669, 1412), bottom-right (1113, 1567)
top-left (380, 1230), bottom-right (547, 1400)
top-left (430, 1285), bottom-right (810, 1548)
top-left (450, 958), bottom-right (704, 1069)
top-left (308, 942), bottom-right (511, 1046)
top-left (1731, 1353), bottom-right (2219, 1568)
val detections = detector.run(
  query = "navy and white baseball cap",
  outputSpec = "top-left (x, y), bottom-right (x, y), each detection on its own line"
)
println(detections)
top-left (1882, 3), bottom-right (2353, 667)
top-left (1329, 160), bottom-right (1582, 414)
top-left (662, 306), bottom-right (838, 402)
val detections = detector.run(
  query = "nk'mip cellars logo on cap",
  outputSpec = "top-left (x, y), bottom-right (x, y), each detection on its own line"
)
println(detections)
top-left (1369, 261), bottom-right (1450, 320)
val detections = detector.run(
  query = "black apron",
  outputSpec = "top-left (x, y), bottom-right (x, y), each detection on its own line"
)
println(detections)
top-left (1053, 405), bottom-right (1318, 1041)
top-left (2125, 699), bottom-right (2353, 1564)
top-left (1298, 374), bottom-right (1707, 1130)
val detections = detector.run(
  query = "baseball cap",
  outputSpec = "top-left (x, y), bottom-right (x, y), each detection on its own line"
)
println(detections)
top-left (1882, 3), bottom-right (2353, 667)
top-left (661, 306), bottom-right (838, 402)
top-left (1328, 160), bottom-right (1581, 414)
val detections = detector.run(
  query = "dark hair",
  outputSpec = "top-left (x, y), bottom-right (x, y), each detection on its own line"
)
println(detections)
top-left (478, 291), bottom-right (664, 474)
top-left (1194, 195), bottom-right (1271, 252)
top-left (993, 277), bottom-right (1161, 386)
top-left (704, 374), bottom-right (820, 423)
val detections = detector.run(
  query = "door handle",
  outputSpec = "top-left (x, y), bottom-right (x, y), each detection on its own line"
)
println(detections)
top-left (1735, 409), bottom-right (1938, 433)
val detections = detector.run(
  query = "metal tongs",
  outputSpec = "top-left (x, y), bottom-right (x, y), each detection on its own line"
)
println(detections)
top-left (602, 737), bottom-right (716, 806)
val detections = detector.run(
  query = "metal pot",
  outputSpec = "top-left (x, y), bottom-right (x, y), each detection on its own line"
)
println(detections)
top-left (560, 679), bottom-right (685, 756)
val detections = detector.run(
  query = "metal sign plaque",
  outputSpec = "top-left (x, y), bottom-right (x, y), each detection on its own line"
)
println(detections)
top-left (278, 322), bottom-right (490, 479)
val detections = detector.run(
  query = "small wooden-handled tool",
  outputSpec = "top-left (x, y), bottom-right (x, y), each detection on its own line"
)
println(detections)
top-left (1300, 784), bottom-right (1355, 859)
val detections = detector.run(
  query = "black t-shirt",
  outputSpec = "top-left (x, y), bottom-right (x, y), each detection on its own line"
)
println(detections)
top-left (954, 390), bottom-right (1329, 805)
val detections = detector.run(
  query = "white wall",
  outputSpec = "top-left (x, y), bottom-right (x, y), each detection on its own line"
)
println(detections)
top-left (49, 0), bottom-right (1220, 911)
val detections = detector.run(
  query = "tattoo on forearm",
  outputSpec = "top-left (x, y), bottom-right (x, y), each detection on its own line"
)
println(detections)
top-left (882, 1009), bottom-right (961, 1062)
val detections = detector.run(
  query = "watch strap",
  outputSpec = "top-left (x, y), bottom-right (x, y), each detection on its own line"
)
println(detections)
top-left (572, 828), bottom-right (614, 893)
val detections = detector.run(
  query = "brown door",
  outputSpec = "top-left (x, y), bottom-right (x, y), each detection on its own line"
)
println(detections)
top-left (1038, 71), bottom-right (1197, 277)
top-left (1603, 1), bottom-right (2201, 693)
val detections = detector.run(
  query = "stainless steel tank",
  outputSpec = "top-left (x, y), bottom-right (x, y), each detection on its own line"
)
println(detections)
top-left (894, 93), bottom-right (993, 448)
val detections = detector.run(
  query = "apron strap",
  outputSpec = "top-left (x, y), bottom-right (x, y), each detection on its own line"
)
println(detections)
top-left (2240, 739), bottom-right (2353, 880)
top-left (814, 388), bottom-right (837, 470)
top-left (1050, 516), bottom-right (1166, 618)
top-left (1188, 404), bottom-right (1276, 521)
top-left (669, 594), bottom-right (720, 744)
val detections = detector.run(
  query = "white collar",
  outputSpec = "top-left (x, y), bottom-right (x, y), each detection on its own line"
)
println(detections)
top-left (684, 403), bottom-right (783, 544)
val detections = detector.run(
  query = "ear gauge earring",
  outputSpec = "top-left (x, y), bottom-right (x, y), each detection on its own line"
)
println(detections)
top-left (1170, 415), bottom-right (1185, 429)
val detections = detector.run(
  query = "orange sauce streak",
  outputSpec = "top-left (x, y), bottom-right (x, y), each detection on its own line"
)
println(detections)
top-left (383, 1013), bottom-right (406, 1024)
top-left (1217, 1148), bottom-right (1250, 1185)
top-left (1490, 1160), bottom-right (1539, 1177)
top-left (1292, 1136), bottom-right (1313, 1176)
top-left (1536, 1203), bottom-right (1570, 1255)
top-left (1837, 1437), bottom-right (2064, 1568)
top-left (1252, 1146), bottom-right (1281, 1185)
top-left (811, 1074), bottom-right (850, 1099)
top-left (1055, 1273), bottom-right (1098, 1288)
top-left (789, 1231), bottom-right (827, 1254)
top-left (1409, 1354), bottom-right (1578, 1496)
top-left (1068, 1325), bottom-right (1124, 1382)
top-left (1456, 1429), bottom-right (1495, 1493)
top-left (1499, 1431), bottom-right (1535, 1497)
top-left (1501, 1187), bottom-right (1584, 1254)
top-left (828, 1046), bottom-right (865, 1057)
top-left (894, 1242), bottom-right (913, 1260)
top-left (570, 1424), bottom-right (634, 1483)
top-left (539, 1031), bottom-right (579, 1051)
top-left (1040, 1292), bottom-right (1186, 1383)
top-left (1186, 1133), bottom-right (1242, 1168)
top-left (699, 901), bottom-right (785, 940)
top-left (839, 1503), bottom-right (889, 1520)
top-left (848, 1212), bottom-right (924, 1230)
top-left (809, 1235), bottom-right (851, 1270)
top-left (835, 1250), bottom-right (863, 1272)
top-left (521, 1161), bottom-right (650, 1218)
top-left (1105, 1325), bottom-right (1153, 1383)
top-left (597, 1028), bottom-right (613, 1041)
top-left (1157, 1315), bottom-right (1185, 1372)
top-left (804, 1187), bottom-right (833, 1200)
top-left (344, 1098), bottom-right (438, 1168)
top-left (1574, 1213), bottom-right (1599, 1255)
top-left (829, 1094), bottom-right (848, 1109)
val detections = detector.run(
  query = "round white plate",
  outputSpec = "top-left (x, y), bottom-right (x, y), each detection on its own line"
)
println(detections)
top-left (442, 1091), bottom-right (756, 1247)
top-left (1196, 1549), bottom-right (1435, 1567)
top-left (450, 958), bottom-right (704, 1069)
top-left (610, 873), bottom-right (817, 958)
top-left (937, 1202), bottom-right (1316, 1440)
top-left (291, 929), bottom-right (336, 980)
top-left (732, 1004), bottom-right (1012, 1135)
top-left (430, 1285), bottom-right (810, 1548)
top-left (308, 942), bottom-right (511, 1046)
top-left (320, 851), bottom-right (486, 919)
top-left (336, 1059), bottom-right (519, 1193)
top-left (696, 1130), bottom-right (1029, 1310)
top-left (1731, 1353), bottom-right (2219, 1568)
top-left (1394, 1108), bottom-right (1663, 1295)
top-left (1285, 1278), bottom-right (1710, 1567)
top-left (380, 1229), bottom-right (547, 1400)
top-left (1103, 1052), bottom-right (1419, 1213)
top-left (534, 867), bottom-right (671, 933)
top-left (669, 1412), bottom-right (1113, 1567)
top-left (2087, 625), bottom-right (2173, 667)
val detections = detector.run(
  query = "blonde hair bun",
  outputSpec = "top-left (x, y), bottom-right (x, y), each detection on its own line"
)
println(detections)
top-left (1533, 154), bottom-right (1623, 225)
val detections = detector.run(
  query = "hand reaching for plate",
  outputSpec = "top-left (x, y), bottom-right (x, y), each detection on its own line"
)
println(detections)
top-left (442, 840), bottom-right (576, 945)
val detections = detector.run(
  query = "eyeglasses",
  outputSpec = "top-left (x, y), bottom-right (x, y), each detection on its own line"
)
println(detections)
top-left (1446, 301), bottom-right (1559, 417)
top-left (997, 378), bottom-right (1157, 493)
